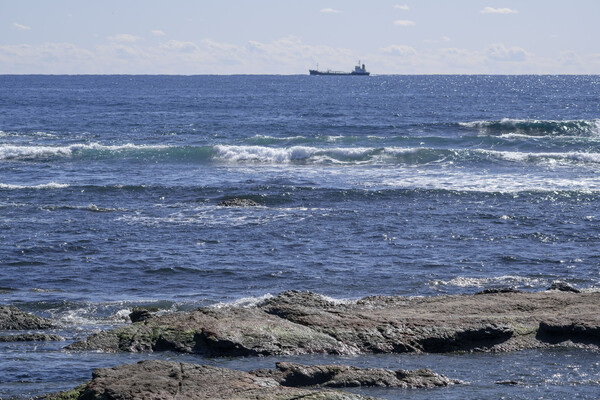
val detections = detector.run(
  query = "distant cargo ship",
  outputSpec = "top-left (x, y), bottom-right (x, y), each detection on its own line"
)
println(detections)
top-left (309, 62), bottom-right (370, 76)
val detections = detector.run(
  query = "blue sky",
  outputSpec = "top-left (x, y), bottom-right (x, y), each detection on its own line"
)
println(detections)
top-left (2, 0), bottom-right (599, 74)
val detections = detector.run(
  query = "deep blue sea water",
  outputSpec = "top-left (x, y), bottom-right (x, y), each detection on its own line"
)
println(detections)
top-left (1, 75), bottom-right (600, 398)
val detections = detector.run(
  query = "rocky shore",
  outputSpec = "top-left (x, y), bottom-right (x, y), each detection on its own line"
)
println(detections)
top-left (0, 305), bottom-right (55, 330)
top-left (5, 290), bottom-right (599, 398)
top-left (45, 360), bottom-right (459, 400)
top-left (0, 305), bottom-right (63, 343)
top-left (67, 290), bottom-right (600, 356)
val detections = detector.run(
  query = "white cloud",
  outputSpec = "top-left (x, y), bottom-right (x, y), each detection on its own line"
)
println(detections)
top-left (558, 51), bottom-right (582, 66)
top-left (438, 47), bottom-right (485, 67)
top-left (13, 22), bottom-right (31, 30)
top-left (480, 7), bottom-right (518, 14)
top-left (151, 30), bottom-right (165, 37)
top-left (107, 34), bottom-right (140, 43)
top-left (424, 36), bottom-right (452, 44)
top-left (394, 20), bottom-right (415, 27)
top-left (320, 8), bottom-right (340, 14)
top-left (381, 45), bottom-right (417, 57)
top-left (0, 42), bottom-right (97, 73)
top-left (394, 4), bottom-right (410, 10)
top-left (485, 43), bottom-right (528, 62)
top-left (160, 40), bottom-right (199, 53)
top-left (4, 36), bottom-right (600, 75)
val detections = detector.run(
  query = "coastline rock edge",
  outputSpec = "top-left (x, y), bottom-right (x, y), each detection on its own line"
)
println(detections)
top-left (44, 360), bottom-right (460, 400)
top-left (66, 290), bottom-right (600, 356)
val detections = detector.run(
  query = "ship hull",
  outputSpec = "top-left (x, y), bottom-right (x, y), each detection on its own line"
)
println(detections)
top-left (309, 70), bottom-right (370, 76)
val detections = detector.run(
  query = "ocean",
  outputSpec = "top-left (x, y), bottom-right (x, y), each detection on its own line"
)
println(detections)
top-left (1, 75), bottom-right (599, 398)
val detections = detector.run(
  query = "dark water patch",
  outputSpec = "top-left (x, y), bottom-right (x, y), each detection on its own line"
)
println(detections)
top-left (3, 261), bottom-right (47, 267)
top-left (143, 266), bottom-right (237, 277)
top-left (39, 204), bottom-right (125, 212)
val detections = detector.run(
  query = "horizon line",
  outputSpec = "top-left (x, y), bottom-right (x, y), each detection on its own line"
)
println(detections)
top-left (2, 73), bottom-right (600, 77)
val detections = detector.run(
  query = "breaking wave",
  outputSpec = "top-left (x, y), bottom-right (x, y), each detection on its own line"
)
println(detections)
top-left (0, 143), bottom-right (171, 161)
top-left (430, 275), bottom-right (548, 289)
top-left (0, 182), bottom-right (70, 189)
top-left (3, 142), bottom-right (600, 167)
top-left (459, 118), bottom-right (600, 136)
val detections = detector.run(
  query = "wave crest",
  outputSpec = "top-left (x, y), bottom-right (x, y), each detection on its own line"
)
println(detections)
top-left (0, 182), bottom-right (70, 190)
top-left (3, 142), bottom-right (600, 167)
top-left (459, 118), bottom-right (600, 137)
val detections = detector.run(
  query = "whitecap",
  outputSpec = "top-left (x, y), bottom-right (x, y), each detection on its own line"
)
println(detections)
top-left (0, 182), bottom-right (70, 189)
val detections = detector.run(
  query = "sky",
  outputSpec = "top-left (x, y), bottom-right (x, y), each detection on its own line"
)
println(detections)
top-left (1, 0), bottom-right (600, 74)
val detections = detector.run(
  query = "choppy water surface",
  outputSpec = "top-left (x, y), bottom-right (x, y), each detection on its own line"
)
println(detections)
top-left (1, 75), bottom-right (600, 398)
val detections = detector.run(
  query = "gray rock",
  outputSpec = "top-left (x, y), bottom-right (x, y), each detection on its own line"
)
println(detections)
top-left (536, 320), bottom-right (600, 345)
top-left (67, 306), bottom-right (353, 355)
top-left (45, 360), bottom-right (380, 400)
top-left (129, 307), bottom-right (156, 323)
top-left (218, 198), bottom-right (259, 207)
top-left (252, 362), bottom-right (461, 388)
top-left (547, 282), bottom-right (580, 293)
top-left (495, 379), bottom-right (521, 385)
top-left (475, 287), bottom-right (523, 295)
top-left (0, 306), bottom-right (55, 330)
top-left (67, 290), bottom-right (600, 355)
top-left (0, 333), bottom-right (64, 342)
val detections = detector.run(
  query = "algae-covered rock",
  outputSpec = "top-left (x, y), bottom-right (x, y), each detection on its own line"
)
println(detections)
top-left (44, 383), bottom-right (87, 400)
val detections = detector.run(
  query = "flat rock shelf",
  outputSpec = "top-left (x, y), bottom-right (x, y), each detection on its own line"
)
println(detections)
top-left (44, 360), bottom-right (460, 400)
top-left (67, 290), bottom-right (600, 356)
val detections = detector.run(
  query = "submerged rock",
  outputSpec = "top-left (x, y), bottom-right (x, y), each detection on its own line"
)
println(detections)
top-left (0, 306), bottom-right (55, 330)
top-left (218, 198), bottom-right (259, 207)
top-left (495, 379), bottom-right (521, 385)
top-left (67, 290), bottom-right (600, 355)
top-left (45, 360), bottom-right (382, 400)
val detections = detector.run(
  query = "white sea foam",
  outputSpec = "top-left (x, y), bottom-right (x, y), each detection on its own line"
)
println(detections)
top-left (0, 182), bottom-right (70, 189)
top-left (214, 145), bottom-right (311, 163)
top-left (430, 275), bottom-right (547, 288)
top-left (114, 308), bottom-right (133, 321)
top-left (485, 149), bottom-right (600, 164)
top-left (212, 144), bottom-right (428, 165)
top-left (210, 293), bottom-right (356, 309)
top-left (0, 143), bottom-right (170, 160)
top-left (211, 293), bottom-right (274, 309)
top-left (459, 118), bottom-right (533, 129)
top-left (0, 130), bottom-right (56, 138)
top-left (249, 134), bottom-right (307, 141)
top-left (460, 118), bottom-right (600, 136)
top-left (319, 294), bottom-right (357, 305)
